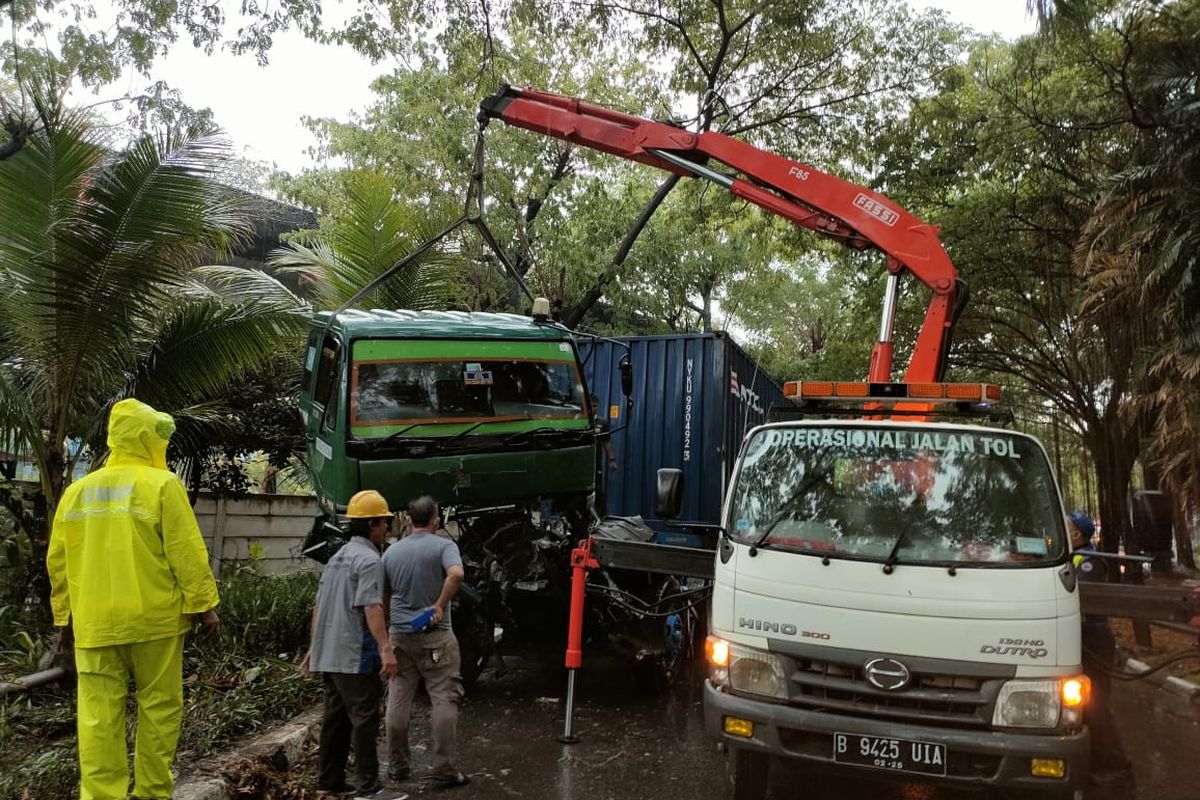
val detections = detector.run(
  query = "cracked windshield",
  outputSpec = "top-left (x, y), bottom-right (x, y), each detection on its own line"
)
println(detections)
top-left (730, 425), bottom-right (1067, 565)
top-left (352, 357), bottom-right (585, 428)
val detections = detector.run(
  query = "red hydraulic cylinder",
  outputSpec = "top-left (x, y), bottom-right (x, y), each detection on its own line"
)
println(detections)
top-left (565, 536), bottom-right (598, 669)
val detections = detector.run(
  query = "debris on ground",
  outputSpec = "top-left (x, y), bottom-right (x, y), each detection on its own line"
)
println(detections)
top-left (1111, 618), bottom-right (1200, 684)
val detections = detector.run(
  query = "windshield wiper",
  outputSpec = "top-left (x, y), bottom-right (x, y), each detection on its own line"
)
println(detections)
top-left (376, 420), bottom-right (507, 450)
top-left (747, 473), bottom-right (825, 557)
top-left (501, 425), bottom-right (582, 444)
top-left (440, 420), bottom-right (497, 444)
top-left (531, 398), bottom-right (578, 408)
top-left (377, 422), bottom-right (437, 446)
top-left (881, 529), bottom-right (908, 574)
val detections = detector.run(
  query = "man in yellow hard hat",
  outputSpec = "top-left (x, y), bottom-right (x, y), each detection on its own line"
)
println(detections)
top-left (301, 489), bottom-right (398, 795)
top-left (47, 398), bottom-right (220, 800)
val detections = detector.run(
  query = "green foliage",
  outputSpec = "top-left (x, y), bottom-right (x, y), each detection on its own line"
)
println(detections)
top-left (0, 80), bottom-right (308, 501)
top-left (190, 353), bottom-right (310, 495)
top-left (1074, 2), bottom-right (1200, 506)
top-left (270, 171), bottom-right (458, 311)
top-left (2, 0), bottom-right (324, 88)
top-left (201, 570), bottom-right (318, 657)
top-left (274, 0), bottom-right (966, 337)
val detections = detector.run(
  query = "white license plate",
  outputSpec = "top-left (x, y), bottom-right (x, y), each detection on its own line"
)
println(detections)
top-left (832, 732), bottom-right (947, 776)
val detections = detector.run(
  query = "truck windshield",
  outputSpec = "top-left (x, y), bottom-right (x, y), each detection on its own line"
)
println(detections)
top-left (728, 425), bottom-right (1066, 566)
top-left (351, 357), bottom-right (585, 429)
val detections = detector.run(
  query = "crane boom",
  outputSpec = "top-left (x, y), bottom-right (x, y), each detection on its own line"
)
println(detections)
top-left (479, 85), bottom-right (964, 383)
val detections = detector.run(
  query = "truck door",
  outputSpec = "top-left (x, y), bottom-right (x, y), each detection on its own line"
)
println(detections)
top-left (306, 332), bottom-right (343, 500)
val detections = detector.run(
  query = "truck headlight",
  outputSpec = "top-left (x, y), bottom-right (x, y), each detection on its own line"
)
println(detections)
top-left (727, 643), bottom-right (789, 700)
top-left (992, 680), bottom-right (1061, 728)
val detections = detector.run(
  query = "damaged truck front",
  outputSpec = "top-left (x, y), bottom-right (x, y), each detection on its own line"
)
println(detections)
top-left (298, 308), bottom-right (698, 688)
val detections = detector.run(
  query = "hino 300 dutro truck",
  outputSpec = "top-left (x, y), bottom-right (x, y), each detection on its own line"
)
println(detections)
top-left (479, 86), bottom-right (1090, 799)
top-left (699, 388), bottom-right (1087, 800)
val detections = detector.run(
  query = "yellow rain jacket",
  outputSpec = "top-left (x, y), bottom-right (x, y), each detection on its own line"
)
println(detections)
top-left (47, 399), bottom-right (219, 648)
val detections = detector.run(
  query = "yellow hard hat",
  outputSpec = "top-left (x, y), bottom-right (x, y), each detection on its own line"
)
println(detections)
top-left (346, 490), bottom-right (394, 519)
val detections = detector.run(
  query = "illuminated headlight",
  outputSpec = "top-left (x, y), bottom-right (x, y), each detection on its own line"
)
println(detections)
top-left (992, 680), bottom-right (1061, 728)
top-left (727, 644), bottom-right (789, 700)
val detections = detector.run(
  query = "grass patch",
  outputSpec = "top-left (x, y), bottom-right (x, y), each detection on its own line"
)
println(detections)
top-left (1, 569), bottom-right (321, 800)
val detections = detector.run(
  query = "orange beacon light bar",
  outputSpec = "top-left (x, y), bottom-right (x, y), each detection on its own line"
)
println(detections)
top-left (782, 381), bottom-right (1002, 404)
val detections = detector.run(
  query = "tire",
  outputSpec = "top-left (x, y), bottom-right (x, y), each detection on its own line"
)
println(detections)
top-left (726, 746), bottom-right (769, 800)
top-left (631, 610), bottom-right (691, 693)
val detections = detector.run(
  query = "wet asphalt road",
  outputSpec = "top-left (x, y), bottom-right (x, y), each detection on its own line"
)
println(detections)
top-left (374, 653), bottom-right (1198, 800)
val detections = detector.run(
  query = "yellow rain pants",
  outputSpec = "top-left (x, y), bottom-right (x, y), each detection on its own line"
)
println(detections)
top-left (74, 634), bottom-right (185, 800)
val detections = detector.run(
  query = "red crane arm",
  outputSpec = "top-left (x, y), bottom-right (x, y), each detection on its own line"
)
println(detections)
top-left (478, 86), bottom-right (962, 383)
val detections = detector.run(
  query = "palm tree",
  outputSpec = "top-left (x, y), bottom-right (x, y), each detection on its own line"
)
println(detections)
top-left (0, 81), bottom-right (309, 604)
top-left (268, 170), bottom-right (458, 310)
top-left (1077, 13), bottom-right (1200, 540)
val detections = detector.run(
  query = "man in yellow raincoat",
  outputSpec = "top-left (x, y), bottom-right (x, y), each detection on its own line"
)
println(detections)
top-left (47, 398), bottom-right (220, 800)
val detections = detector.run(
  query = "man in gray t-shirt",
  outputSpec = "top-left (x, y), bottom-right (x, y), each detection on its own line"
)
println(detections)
top-left (381, 496), bottom-right (469, 787)
top-left (303, 490), bottom-right (397, 794)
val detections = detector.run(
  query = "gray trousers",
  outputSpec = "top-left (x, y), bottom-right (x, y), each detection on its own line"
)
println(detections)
top-left (386, 628), bottom-right (464, 775)
top-left (318, 672), bottom-right (382, 790)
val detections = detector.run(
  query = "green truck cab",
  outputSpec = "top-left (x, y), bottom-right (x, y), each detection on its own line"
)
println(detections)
top-left (299, 308), bottom-right (598, 529)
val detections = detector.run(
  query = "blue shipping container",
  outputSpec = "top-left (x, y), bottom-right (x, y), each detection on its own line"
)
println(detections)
top-left (580, 333), bottom-right (786, 531)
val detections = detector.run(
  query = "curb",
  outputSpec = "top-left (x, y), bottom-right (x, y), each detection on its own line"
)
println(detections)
top-left (1124, 657), bottom-right (1200, 699)
top-left (173, 709), bottom-right (322, 800)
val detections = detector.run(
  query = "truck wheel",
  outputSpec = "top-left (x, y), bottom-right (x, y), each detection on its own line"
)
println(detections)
top-left (726, 746), bottom-right (769, 800)
top-left (631, 609), bottom-right (690, 693)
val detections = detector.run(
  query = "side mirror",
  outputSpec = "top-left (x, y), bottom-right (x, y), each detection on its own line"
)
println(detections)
top-left (619, 354), bottom-right (633, 397)
top-left (655, 468), bottom-right (684, 519)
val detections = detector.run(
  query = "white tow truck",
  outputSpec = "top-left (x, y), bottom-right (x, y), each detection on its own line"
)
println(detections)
top-left (688, 382), bottom-right (1089, 800)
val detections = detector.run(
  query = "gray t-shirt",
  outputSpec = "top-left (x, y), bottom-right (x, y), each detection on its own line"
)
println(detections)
top-left (382, 530), bottom-right (463, 633)
top-left (310, 536), bottom-right (384, 674)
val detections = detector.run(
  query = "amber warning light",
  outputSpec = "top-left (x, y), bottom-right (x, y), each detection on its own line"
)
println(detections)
top-left (782, 381), bottom-right (1002, 404)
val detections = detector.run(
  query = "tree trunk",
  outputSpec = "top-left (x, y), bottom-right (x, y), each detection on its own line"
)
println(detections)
top-left (1083, 421), bottom-right (1138, 567)
top-left (263, 465), bottom-right (279, 495)
top-left (25, 437), bottom-right (64, 618)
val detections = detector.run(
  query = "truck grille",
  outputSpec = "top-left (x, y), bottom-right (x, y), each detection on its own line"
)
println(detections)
top-left (786, 656), bottom-right (1004, 728)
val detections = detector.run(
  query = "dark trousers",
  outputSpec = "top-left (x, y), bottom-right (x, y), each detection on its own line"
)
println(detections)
top-left (1082, 624), bottom-right (1134, 779)
top-left (318, 672), bottom-right (383, 790)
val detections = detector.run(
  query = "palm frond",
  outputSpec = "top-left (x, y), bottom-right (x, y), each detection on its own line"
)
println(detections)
top-left (189, 264), bottom-right (312, 312)
top-left (268, 170), bottom-right (460, 311)
top-left (128, 297), bottom-right (309, 413)
top-left (167, 402), bottom-right (242, 462)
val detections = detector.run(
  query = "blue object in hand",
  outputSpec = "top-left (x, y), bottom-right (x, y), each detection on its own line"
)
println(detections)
top-left (410, 608), bottom-right (435, 633)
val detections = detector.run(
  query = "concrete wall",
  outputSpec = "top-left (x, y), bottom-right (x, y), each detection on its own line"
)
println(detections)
top-left (194, 493), bottom-right (317, 576)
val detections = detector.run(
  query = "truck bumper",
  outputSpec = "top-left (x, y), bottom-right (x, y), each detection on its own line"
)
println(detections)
top-left (704, 681), bottom-right (1089, 792)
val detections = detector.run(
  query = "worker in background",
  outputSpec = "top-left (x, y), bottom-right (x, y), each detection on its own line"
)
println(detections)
top-left (590, 394), bottom-right (618, 517)
top-left (47, 398), bottom-right (220, 800)
top-left (1069, 511), bottom-right (1137, 795)
top-left (301, 490), bottom-right (398, 796)
top-left (382, 496), bottom-right (469, 788)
